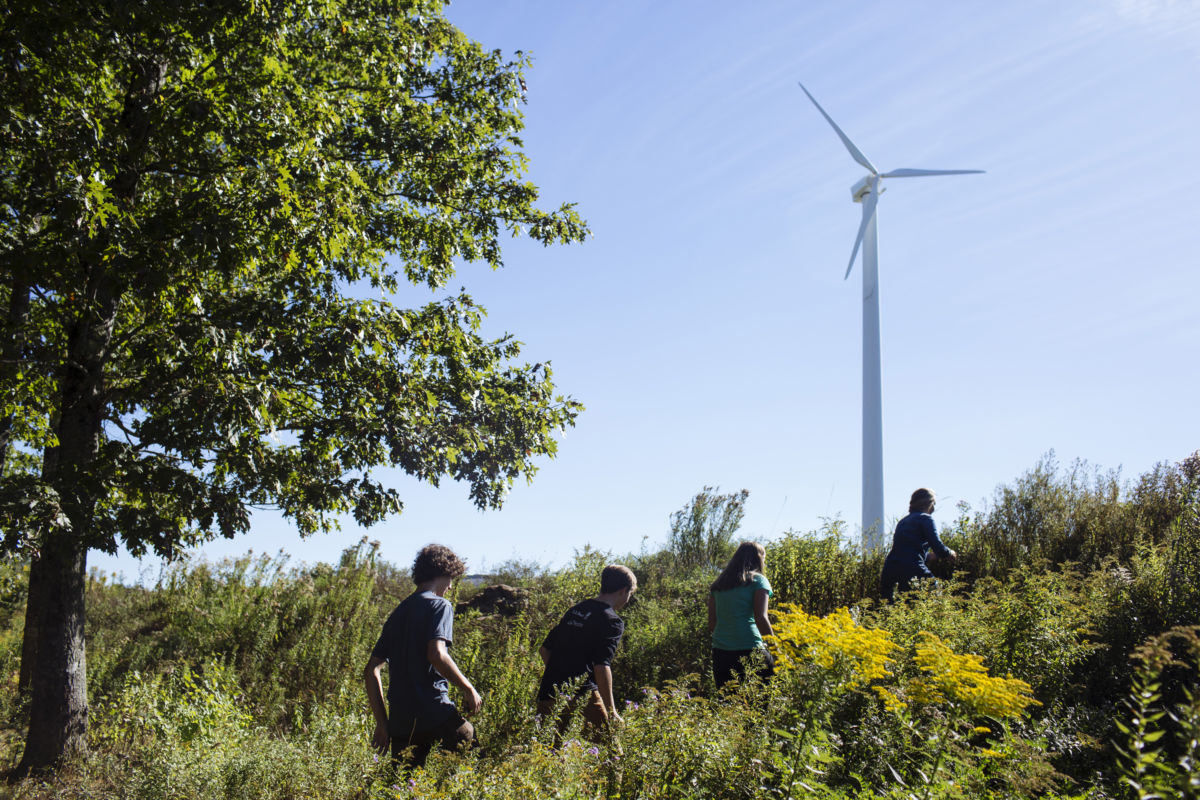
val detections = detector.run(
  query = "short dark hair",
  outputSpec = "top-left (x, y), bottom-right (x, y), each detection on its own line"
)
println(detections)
top-left (600, 564), bottom-right (636, 594)
top-left (412, 544), bottom-right (466, 585)
top-left (909, 488), bottom-right (935, 514)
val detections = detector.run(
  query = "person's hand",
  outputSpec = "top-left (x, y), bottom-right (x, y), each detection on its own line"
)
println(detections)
top-left (462, 685), bottom-right (482, 715)
top-left (372, 719), bottom-right (390, 753)
top-left (947, 549), bottom-right (958, 560)
top-left (609, 710), bottom-right (624, 725)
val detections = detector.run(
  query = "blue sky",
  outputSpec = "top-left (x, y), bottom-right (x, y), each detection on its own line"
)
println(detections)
top-left (94, 0), bottom-right (1200, 581)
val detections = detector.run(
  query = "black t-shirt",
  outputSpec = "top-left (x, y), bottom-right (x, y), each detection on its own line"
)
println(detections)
top-left (537, 598), bottom-right (624, 701)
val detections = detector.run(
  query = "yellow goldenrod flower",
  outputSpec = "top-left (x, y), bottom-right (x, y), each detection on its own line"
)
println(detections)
top-left (768, 604), bottom-right (899, 689)
top-left (872, 685), bottom-right (907, 712)
top-left (911, 632), bottom-right (1039, 718)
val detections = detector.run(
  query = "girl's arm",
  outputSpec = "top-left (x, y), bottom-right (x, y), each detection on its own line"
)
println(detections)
top-left (753, 589), bottom-right (773, 638)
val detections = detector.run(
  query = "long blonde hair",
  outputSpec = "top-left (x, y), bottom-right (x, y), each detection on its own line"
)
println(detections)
top-left (710, 541), bottom-right (766, 593)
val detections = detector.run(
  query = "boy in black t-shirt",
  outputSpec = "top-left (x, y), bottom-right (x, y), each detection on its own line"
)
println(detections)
top-left (536, 564), bottom-right (637, 734)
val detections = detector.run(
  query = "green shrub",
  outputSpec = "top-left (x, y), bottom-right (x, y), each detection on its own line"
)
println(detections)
top-left (1114, 626), bottom-right (1200, 799)
top-left (767, 519), bottom-right (883, 613)
top-left (666, 486), bottom-right (748, 572)
top-left (614, 571), bottom-right (710, 696)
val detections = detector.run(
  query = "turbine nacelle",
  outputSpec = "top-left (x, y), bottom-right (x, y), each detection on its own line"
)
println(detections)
top-left (850, 176), bottom-right (877, 203)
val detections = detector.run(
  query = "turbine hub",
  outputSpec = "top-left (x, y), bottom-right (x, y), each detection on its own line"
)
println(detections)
top-left (851, 176), bottom-right (875, 203)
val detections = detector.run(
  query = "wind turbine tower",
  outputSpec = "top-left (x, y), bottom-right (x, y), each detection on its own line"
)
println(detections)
top-left (798, 83), bottom-right (983, 553)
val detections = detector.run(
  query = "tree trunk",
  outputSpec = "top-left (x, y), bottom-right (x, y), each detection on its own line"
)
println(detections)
top-left (15, 539), bottom-right (88, 775)
top-left (16, 556), bottom-right (46, 694)
top-left (15, 280), bottom-right (117, 773)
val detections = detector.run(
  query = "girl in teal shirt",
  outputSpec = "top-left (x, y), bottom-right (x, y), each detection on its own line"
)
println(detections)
top-left (706, 541), bottom-right (775, 688)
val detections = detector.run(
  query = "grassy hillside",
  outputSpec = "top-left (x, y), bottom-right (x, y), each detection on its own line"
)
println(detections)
top-left (1, 453), bottom-right (1197, 799)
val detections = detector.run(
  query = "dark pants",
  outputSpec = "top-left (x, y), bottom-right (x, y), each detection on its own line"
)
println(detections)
top-left (880, 564), bottom-right (932, 602)
top-left (712, 647), bottom-right (775, 689)
top-left (391, 711), bottom-right (474, 767)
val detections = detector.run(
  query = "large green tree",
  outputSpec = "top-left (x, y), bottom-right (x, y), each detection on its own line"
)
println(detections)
top-left (0, 0), bottom-right (587, 773)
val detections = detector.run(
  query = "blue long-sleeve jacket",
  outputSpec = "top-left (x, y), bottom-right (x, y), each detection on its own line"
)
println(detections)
top-left (882, 512), bottom-right (951, 579)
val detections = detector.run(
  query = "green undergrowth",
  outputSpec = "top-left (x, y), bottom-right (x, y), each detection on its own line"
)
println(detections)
top-left (0, 452), bottom-right (1197, 798)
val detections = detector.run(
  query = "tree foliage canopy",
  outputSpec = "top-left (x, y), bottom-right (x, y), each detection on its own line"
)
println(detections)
top-left (0, 0), bottom-right (588, 559)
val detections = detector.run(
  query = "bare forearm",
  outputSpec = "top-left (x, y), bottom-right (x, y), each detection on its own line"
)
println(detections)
top-left (753, 590), bottom-right (773, 638)
top-left (432, 651), bottom-right (474, 694)
top-left (363, 664), bottom-right (387, 726)
top-left (364, 658), bottom-right (390, 751)
top-left (594, 665), bottom-right (617, 713)
top-left (428, 640), bottom-right (481, 713)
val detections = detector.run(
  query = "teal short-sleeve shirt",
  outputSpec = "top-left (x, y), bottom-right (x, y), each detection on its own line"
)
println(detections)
top-left (711, 573), bottom-right (772, 651)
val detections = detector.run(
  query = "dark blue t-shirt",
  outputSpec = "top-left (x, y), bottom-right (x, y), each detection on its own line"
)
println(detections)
top-left (371, 590), bottom-right (456, 735)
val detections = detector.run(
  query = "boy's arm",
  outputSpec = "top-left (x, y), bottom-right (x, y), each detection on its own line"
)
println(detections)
top-left (427, 639), bottom-right (482, 714)
top-left (363, 656), bottom-right (390, 751)
top-left (539, 645), bottom-right (551, 666)
top-left (593, 664), bottom-right (622, 723)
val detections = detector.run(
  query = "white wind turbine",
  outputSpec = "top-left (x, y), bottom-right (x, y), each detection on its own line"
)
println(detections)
top-left (798, 82), bottom-right (983, 553)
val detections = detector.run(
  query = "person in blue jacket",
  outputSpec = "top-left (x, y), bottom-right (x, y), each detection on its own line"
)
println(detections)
top-left (879, 488), bottom-right (957, 601)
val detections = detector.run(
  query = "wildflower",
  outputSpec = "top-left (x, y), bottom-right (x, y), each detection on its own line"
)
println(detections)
top-left (911, 632), bottom-right (1038, 718)
top-left (768, 604), bottom-right (899, 689)
top-left (872, 684), bottom-right (907, 712)
top-left (980, 748), bottom-right (1004, 758)
top-left (587, 746), bottom-right (599, 756)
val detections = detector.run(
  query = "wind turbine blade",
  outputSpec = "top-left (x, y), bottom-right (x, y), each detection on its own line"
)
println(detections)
top-left (844, 189), bottom-right (878, 280)
top-left (798, 82), bottom-right (878, 175)
top-left (879, 168), bottom-right (985, 178)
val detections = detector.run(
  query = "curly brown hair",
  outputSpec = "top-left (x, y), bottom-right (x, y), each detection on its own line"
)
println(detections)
top-left (412, 544), bottom-right (466, 585)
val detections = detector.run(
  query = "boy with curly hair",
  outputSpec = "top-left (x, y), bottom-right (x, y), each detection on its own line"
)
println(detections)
top-left (364, 544), bottom-right (481, 765)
